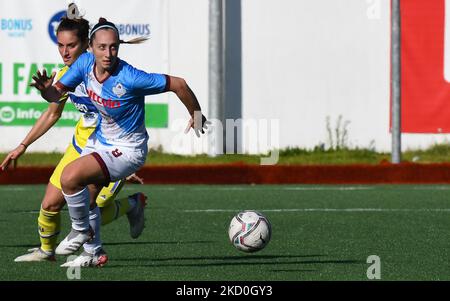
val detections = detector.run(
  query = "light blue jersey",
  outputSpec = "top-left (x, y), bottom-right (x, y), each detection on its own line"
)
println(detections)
top-left (56, 52), bottom-right (168, 147)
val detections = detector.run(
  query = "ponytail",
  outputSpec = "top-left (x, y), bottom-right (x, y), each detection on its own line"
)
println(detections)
top-left (119, 36), bottom-right (150, 44)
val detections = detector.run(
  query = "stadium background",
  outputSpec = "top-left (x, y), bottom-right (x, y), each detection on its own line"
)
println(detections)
top-left (2, 0), bottom-right (450, 282)
top-left (3, 0), bottom-right (450, 155)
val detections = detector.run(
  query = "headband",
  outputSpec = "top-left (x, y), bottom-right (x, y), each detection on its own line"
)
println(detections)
top-left (89, 23), bottom-right (119, 40)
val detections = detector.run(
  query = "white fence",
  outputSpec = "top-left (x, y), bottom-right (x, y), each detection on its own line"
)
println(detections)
top-left (1, 0), bottom-right (448, 154)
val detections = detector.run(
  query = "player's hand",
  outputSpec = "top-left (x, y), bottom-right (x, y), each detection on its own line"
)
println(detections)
top-left (0, 144), bottom-right (26, 171)
top-left (184, 112), bottom-right (210, 137)
top-left (126, 173), bottom-right (144, 184)
top-left (30, 69), bottom-right (56, 94)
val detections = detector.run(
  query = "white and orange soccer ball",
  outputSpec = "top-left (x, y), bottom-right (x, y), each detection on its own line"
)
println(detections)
top-left (228, 210), bottom-right (272, 253)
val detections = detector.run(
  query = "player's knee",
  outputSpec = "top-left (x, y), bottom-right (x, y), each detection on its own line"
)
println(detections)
top-left (42, 184), bottom-right (66, 211)
top-left (41, 198), bottom-right (64, 212)
top-left (60, 167), bottom-right (83, 194)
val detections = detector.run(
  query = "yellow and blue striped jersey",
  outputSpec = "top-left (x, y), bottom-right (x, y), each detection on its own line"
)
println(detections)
top-left (56, 66), bottom-right (99, 152)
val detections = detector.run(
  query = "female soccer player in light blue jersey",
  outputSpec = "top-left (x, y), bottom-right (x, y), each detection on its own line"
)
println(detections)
top-left (31, 17), bottom-right (208, 262)
top-left (5, 7), bottom-right (148, 267)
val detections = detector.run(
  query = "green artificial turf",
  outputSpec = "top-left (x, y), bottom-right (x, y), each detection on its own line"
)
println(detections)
top-left (1, 184), bottom-right (450, 281)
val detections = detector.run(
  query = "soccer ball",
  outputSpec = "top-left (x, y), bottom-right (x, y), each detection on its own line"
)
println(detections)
top-left (228, 210), bottom-right (272, 253)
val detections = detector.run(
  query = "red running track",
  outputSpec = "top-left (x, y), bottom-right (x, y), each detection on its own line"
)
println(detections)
top-left (2, 163), bottom-right (450, 184)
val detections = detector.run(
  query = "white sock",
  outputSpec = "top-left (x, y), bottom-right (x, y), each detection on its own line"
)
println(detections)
top-left (63, 187), bottom-right (90, 232)
top-left (84, 206), bottom-right (102, 254)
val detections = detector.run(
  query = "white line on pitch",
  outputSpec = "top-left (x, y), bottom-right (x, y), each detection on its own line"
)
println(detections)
top-left (18, 208), bottom-right (450, 214)
top-left (190, 187), bottom-right (253, 191)
top-left (182, 208), bottom-right (450, 213)
top-left (121, 187), bottom-right (176, 191)
top-left (282, 187), bottom-right (373, 191)
top-left (0, 187), bottom-right (28, 191)
top-left (412, 186), bottom-right (450, 190)
top-left (189, 186), bottom-right (374, 191)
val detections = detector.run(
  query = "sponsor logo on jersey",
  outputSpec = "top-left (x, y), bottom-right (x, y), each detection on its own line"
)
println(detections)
top-left (87, 89), bottom-right (121, 109)
top-left (112, 83), bottom-right (126, 98)
top-left (72, 102), bottom-right (88, 113)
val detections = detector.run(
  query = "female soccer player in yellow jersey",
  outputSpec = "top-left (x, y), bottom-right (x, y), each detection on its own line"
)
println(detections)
top-left (0, 4), bottom-right (147, 267)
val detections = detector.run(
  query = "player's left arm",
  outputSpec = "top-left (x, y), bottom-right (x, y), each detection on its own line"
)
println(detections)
top-left (131, 67), bottom-right (209, 136)
top-left (166, 75), bottom-right (209, 137)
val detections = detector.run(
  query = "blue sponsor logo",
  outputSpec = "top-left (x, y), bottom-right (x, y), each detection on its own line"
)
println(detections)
top-left (48, 10), bottom-right (66, 44)
top-left (0, 18), bottom-right (32, 37)
top-left (117, 24), bottom-right (150, 37)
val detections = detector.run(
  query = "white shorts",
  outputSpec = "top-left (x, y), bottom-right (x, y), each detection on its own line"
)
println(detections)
top-left (81, 135), bottom-right (148, 183)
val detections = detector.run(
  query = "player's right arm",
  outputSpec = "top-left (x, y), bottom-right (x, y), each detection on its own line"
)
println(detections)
top-left (0, 100), bottom-right (67, 171)
top-left (30, 69), bottom-right (68, 103)
top-left (31, 53), bottom-right (89, 103)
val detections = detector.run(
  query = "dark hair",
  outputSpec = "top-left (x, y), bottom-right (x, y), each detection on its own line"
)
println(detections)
top-left (56, 4), bottom-right (90, 43)
top-left (90, 17), bottom-right (149, 45)
top-left (89, 17), bottom-right (119, 42)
